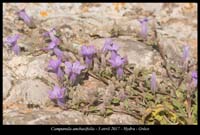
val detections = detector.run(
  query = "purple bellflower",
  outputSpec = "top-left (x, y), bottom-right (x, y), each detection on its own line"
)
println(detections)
top-left (191, 71), bottom-right (197, 88)
top-left (48, 58), bottom-right (64, 79)
top-left (17, 9), bottom-right (32, 26)
top-left (43, 28), bottom-right (59, 42)
top-left (182, 45), bottom-right (189, 62)
top-left (48, 85), bottom-right (65, 106)
top-left (150, 72), bottom-right (157, 93)
top-left (139, 18), bottom-right (148, 40)
top-left (5, 34), bottom-right (20, 55)
top-left (53, 47), bottom-right (63, 59)
top-left (64, 61), bottom-right (86, 83)
top-left (46, 38), bottom-right (60, 50)
top-left (108, 52), bottom-right (126, 78)
top-left (102, 38), bottom-right (119, 53)
top-left (81, 45), bottom-right (96, 65)
top-left (43, 28), bottom-right (63, 59)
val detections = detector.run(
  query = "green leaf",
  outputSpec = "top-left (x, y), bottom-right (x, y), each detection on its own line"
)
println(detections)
top-left (145, 92), bottom-right (154, 101)
top-left (176, 90), bottom-right (184, 99)
top-left (172, 99), bottom-right (182, 108)
top-left (106, 108), bottom-right (113, 115)
top-left (89, 106), bottom-right (98, 112)
top-left (124, 99), bottom-right (129, 110)
top-left (111, 98), bottom-right (120, 105)
top-left (163, 101), bottom-right (174, 110)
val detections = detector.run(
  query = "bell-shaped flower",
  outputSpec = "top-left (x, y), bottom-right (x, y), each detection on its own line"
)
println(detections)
top-left (64, 61), bottom-right (86, 83)
top-left (48, 85), bottom-right (65, 106)
top-left (108, 52), bottom-right (126, 78)
top-left (81, 45), bottom-right (96, 65)
top-left (53, 47), bottom-right (63, 59)
top-left (48, 58), bottom-right (64, 79)
top-left (139, 18), bottom-right (148, 40)
top-left (182, 45), bottom-right (189, 62)
top-left (191, 71), bottom-right (197, 88)
top-left (17, 9), bottom-right (32, 26)
top-left (102, 38), bottom-right (119, 53)
top-left (4, 34), bottom-right (20, 55)
top-left (43, 28), bottom-right (59, 42)
top-left (43, 28), bottom-right (61, 54)
top-left (45, 38), bottom-right (60, 50)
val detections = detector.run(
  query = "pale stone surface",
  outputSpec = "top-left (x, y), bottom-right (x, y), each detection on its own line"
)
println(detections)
top-left (3, 109), bottom-right (139, 125)
top-left (3, 76), bottom-right (13, 99)
top-left (5, 79), bottom-right (51, 106)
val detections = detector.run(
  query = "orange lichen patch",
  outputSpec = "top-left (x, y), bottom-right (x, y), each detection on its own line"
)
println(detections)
top-left (82, 78), bottom-right (103, 90)
top-left (3, 102), bottom-right (26, 110)
top-left (40, 11), bottom-right (48, 17)
top-left (113, 3), bottom-right (126, 12)
top-left (19, 108), bottom-right (33, 114)
top-left (81, 6), bottom-right (89, 13)
top-left (46, 106), bottom-right (62, 112)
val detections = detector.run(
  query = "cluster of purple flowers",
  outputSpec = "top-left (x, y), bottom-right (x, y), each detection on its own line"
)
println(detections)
top-left (45, 30), bottom-right (86, 106)
top-left (102, 38), bottom-right (127, 78)
top-left (4, 9), bottom-right (197, 109)
top-left (43, 28), bottom-right (63, 59)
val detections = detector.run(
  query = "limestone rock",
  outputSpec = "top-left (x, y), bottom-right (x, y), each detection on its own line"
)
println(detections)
top-left (5, 79), bottom-right (51, 107)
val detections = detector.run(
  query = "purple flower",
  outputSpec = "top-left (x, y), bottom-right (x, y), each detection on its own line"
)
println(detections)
top-left (45, 38), bottom-right (60, 50)
top-left (108, 52), bottom-right (126, 78)
top-left (17, 9), bottom-right (32, 26)
top-left (43, 28), bottom-right (59, 41)
top-left (108, 53), bottom-right (126, 68)
top-left (48, 85), bottom-right (65, 106)
top-left (64, 61), bottom-right (86, 83)
top-left (182, 45), bottom-right (189, 62)
top-left (191, 71), bottom-right (197, 88)
top-left (5, 34), bottom-right (20, 45)
top-left (5, 34), bottom-right (20, 55)
top-left (139, 18), bottom-right (148, 40)
top-left (12, 44), bottom-right (20, 55)
top-left (48, 58), bottom-right (64, 79)
top-left (53, 47), bottom-right (63, 59)
top-left (102, 38), bottom-right (119, 53)
top-left (81, 45), bottom-right (96, 65)
top-left (43, 28), bottom-right (55, 37)
top-left (150, 72), bottom-right (157, 93)
top-left (43, 29), bottom-right (62, 59)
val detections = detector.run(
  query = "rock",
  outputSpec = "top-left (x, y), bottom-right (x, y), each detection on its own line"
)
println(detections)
top-left (104, 113), bottom-right (140, 124)
top-left (4, 79), bottom-right (51, 107)
top-left (8, 55), bottom-right (29, 68)
top-left (3, 76), bottom-right (13, 99)
top-left (71, 77), bottom-right (106, 105)
top-left (3, 108), bottom-right (139, 124)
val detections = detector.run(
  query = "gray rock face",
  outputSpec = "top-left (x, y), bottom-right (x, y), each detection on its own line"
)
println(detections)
top-left (3, 76), bottom-right (13, 99)
top-left (5, 79), bottom-right (51, 107)
top-left (3, 109), bottom-right (139, 125)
